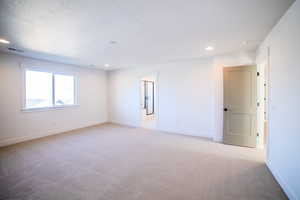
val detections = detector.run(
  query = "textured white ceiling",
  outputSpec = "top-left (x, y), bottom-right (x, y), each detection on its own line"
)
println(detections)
top-left (0, 0), bottom-right (294, 70)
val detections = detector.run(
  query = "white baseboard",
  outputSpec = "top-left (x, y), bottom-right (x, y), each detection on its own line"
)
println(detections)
top-left (109, 120), bottom-right (140, 129)
top-left (0, 121), bottom-right (107, 147)
top-left (109, 120), bottom-right (213, 140)
top-left (257, 143), bottom-right (265, 149)
top-left (213, 135), bottom-right (223, 142)
top-left (266, 160), bottom-right (298, 200)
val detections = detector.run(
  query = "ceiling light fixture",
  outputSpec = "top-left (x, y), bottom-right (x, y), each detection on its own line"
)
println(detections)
top-left (205, 46), bottom-right (214, 51)
top-left (0, 38), bottom-right (10, 44)
top-left (242, 41), bottom-right (248, 46)
top-left (104, 64), bottom-right (110, 67)
top-left (109, 41), bottom-right (117, 44)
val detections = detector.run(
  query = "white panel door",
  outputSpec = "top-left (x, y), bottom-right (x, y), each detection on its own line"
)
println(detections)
top-left (223, 66), bottom-right (257, 147)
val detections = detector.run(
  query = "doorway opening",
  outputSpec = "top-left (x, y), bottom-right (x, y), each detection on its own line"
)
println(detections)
top-left (140, 74), bottom-right (157, 129)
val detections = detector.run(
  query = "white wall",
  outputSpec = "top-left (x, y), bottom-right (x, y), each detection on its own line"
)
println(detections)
top-left (0, 53), bottom-right (108, 146)
top-left (108, 59), bottom-right (215, 138)
top-left (256, 1), bottom-right (300, 199)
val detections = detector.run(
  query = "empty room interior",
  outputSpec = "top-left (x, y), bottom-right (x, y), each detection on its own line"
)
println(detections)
top-left (0, 0), bottom-right (299, 199)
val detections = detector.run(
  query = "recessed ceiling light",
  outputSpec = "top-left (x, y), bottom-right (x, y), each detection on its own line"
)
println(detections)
top-left (0, 38), bottom-right (10, 44)
top-left (205, 46), bottom-right (214, 51)
top-left (104, 64), bottom-right (110, 67)
top-left (109, 41), bottom-right (117, 44)
top-left (242, 41), bottom-right (248, 46)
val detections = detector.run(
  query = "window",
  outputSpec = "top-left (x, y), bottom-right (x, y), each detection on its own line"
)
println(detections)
top-left (25, 71), bottom-right (53, 109)
top-left (24, 69), bottom-right (77, 110)
top-left (54, 74), bottom-right (75, 106)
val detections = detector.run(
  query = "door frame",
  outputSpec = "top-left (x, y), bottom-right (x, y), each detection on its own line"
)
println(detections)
top-left (256, 46), bottom-right (271, 153)
top-left (143, 80), bottom-right (155, 115)
top-left (139, 72), bottom-right (159, 129)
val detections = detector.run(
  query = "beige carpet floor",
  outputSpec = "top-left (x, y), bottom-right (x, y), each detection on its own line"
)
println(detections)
top-left (0, 123), bottom-right (287, 200)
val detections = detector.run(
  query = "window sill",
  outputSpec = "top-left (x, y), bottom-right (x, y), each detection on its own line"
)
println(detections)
top-left (21, 104), bottom-right (79, 113)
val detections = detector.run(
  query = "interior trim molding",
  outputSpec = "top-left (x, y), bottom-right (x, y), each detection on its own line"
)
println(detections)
top-left (213, 135), bottom-right (223, 142)
top-left (266, 160), bottom-right (298, 200)
top-left (110, 120), bottom-right (214, 140)
top-left (0, 121), bottom-right (107, 147)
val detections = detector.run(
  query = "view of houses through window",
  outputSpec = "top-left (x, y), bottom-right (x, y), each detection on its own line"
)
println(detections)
top-left (25, 70), bottom-right (76, 109)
